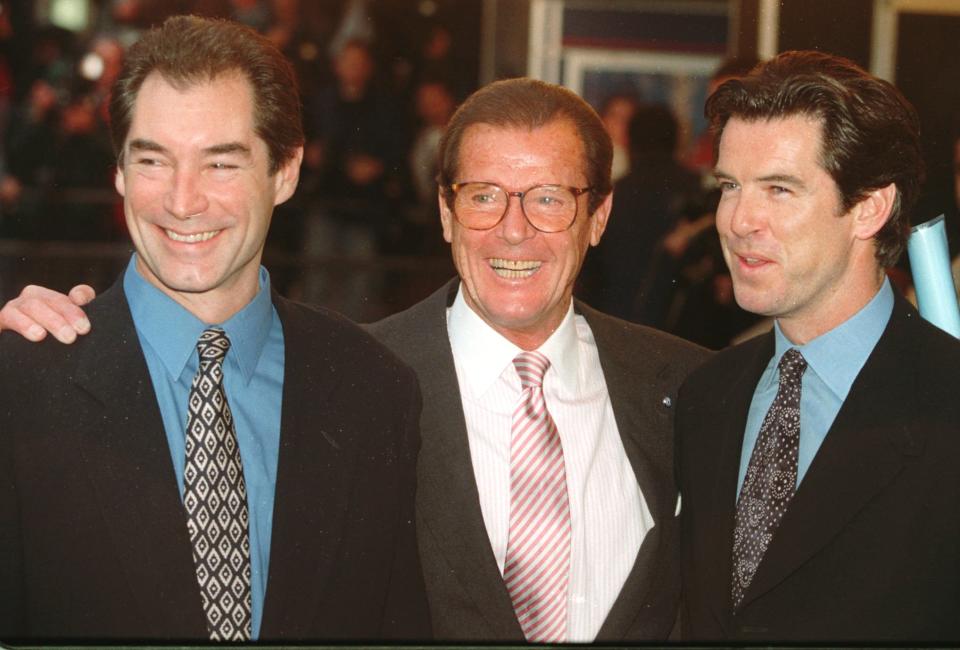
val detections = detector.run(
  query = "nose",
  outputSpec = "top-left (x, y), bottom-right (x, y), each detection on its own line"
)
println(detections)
top-left (163, 166), bottom-right (209, 219)
top-left (721, 189), bottom-right (762, 238)
top-left (496, 192), bottom-right (537, 244)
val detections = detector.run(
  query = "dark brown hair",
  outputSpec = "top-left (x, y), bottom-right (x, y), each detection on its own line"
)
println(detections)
top-left (110, 14), bottom-right (304, 174)
top-left (438, 77), bottom-right (612, 215)
top-left (706, 50), bottom-right (924, 268)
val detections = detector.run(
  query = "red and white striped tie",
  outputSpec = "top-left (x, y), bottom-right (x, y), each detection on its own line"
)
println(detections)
top-left (504, 351), bottom-right (571, 643)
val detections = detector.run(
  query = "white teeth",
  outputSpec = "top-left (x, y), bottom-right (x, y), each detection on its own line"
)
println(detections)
top-left (489, 258), bottom-right (541, 279)
top-left (165, 229), bottom-right (219, 243)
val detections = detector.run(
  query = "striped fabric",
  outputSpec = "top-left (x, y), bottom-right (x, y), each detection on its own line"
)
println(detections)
top-left (504, 351), bottom-right (571, 643)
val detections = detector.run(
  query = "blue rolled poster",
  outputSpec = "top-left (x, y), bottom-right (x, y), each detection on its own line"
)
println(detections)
top-left (907, 214), bottom-right (960, 338)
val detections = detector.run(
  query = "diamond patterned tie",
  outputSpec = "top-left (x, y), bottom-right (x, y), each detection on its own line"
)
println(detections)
top-left (731, 348), bottom-right (807, 611)
top-left (183, 327), bottom-right (252, 641)
top-left (503, 351), bottom-right (571, 643)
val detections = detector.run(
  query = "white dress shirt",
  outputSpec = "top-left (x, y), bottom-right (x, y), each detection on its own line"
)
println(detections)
top-left (447, 287), bottom-right (651, 642)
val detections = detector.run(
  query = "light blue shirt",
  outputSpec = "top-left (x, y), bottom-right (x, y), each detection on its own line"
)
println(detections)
top-left (123, 256), bottom-right (284, 639)
top-left (737, 278), bottom-right (894, 494)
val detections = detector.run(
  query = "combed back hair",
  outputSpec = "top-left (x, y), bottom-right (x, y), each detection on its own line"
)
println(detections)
top-left (438, 77), bottom-right (613, 215)
top-left (110, 14), bottom-right (304, 174)
top-left (706, 50), bottom-right (924, 268)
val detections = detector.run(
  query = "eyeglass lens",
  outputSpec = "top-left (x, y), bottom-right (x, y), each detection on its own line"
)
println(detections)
top-left (453, 183), bottom-right (578, 232)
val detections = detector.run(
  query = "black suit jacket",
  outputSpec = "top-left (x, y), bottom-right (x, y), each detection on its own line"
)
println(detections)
top-left (0, 280), bottom-right (429, 643)
top-left (368, 278), bottom-right (708, 641)
top-left (677, 293), bottom-right (960, 642)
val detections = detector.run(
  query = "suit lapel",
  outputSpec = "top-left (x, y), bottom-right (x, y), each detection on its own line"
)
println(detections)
top-left (74, 283), bottom-right (207, 638)
top-left (701, 334), bottom-right (774, 630)
top-left (742, 301), bottom-right (920, 609)
top-left (580, 305), bottom-right (698, 639)
top-left (259, 295), bottom-right (353, 638)
top-left (411, 281), bottom-right (522, 636)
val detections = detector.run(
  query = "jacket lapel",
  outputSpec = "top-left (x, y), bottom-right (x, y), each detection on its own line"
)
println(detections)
top-left (701, 333), bottom-right (774, 631)
top-left (741, 300), bottom-right (920, 609)
top-left (579, 304), bottom-right (700, 639)
top-left (259, 294), bottom-right (354, 638)
top-left (409, 281), bottom-right (522, 636)
top-left (74, 282), bottom-right (207, 638)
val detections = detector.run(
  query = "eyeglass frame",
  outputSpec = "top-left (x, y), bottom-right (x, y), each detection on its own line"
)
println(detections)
top-left (445, 182), bottom-right (594, 233)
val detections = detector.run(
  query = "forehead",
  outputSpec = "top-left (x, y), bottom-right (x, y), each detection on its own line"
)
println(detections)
top-left (457, 119), bottom-right (587, 182)
top-left (127, 71), bottom-right (258, 147)
top-left (719, 114), bottom-right (826, 172)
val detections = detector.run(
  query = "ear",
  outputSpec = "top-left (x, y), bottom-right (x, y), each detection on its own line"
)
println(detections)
top-left (851, 182), bottom-right (896, 241)
top-left (273, 146), bottom-right (304, 206)
top-left (114, 165), bottom-right (126, 197)
top-left (439, 188), bottom-right (454, 243)
top-left (587, 191), bottom-right (613, 247)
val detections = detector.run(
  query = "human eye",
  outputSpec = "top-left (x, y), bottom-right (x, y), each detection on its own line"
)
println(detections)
top-left (716, 179), bottom-right (738, 192)
top-left (529, 186), bottom-right (568, 209)
top-left (132, 155), bottom-right (162, 167)
top-left (210, 160), bottom-right (240, 170)
top-left (768, 184), bottom-right (792, 196)
top-left (463, 184), bottom-right (501, 208)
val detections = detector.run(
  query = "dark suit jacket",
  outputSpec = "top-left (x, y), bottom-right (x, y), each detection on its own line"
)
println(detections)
top-left (368, 278), bottom-right (708, 642)
top-left (677, 293), bottom-right (960, 642)
top-left (0, 280), bottom-right (430, 643)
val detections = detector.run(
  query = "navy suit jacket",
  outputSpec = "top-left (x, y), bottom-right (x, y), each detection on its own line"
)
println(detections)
top-left (0, 280), bottom-right (430, 643)
top-left (677, 293), bottom-right (960, 642)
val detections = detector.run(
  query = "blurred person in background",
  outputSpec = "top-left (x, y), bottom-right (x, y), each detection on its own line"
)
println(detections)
top-left (579, 102), bottom-right (701, 324)
top-left (599, 92), bottom-right (640, 183)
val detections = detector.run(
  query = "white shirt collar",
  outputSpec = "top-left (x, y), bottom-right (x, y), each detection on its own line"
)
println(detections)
top-left (446, 283), bottom-right (581, 399)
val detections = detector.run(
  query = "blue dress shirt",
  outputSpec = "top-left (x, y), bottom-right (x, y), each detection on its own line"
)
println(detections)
top-left (737, 278), bottom-right (894, 494)
top-left (123, 256), bottom-right (285, 639)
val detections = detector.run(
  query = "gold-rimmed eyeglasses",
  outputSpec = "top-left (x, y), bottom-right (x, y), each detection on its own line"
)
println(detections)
top-left (448, 182), bottom-right (593, 233)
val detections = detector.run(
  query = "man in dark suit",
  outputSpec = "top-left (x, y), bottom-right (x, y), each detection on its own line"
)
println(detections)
top-left (1, 78), bottom-right (706, 642)
top-left (369, 78), bottom-right (706, 642)
top-left (0, 15), bottom-right (428, 643)
top-left (677, 50), bottom-right (960, 642)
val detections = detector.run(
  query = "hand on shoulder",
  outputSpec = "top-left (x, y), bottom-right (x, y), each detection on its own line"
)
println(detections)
top-left (0, 284), bottom-right (96, 343)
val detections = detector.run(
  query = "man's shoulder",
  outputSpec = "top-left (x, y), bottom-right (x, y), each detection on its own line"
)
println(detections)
top-left (577, 299), bottom-right (711, 371)
top-left (884, 298), bottom-right (960, 390)
top-left (681, 331), bottom-right (769, 393)
top-left (273, 294), bottom-right (417, 383)
top-left (364, 280), bottom-right (454, 362)
top-left (0, 280), bottom-right (135, 393)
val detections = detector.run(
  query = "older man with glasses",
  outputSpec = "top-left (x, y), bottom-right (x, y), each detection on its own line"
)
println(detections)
top-left (0, 77), bottom-right (707, 643)
top-left (369, 78), bottom-right (707, 643)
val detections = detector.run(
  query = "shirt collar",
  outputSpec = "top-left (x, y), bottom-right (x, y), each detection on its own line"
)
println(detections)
top-left (446, 283), bottom-right (580, 398)
top-left (123, 254), bottom-right (275, 385)
top-left (772, 277), bottom-right (893, 400)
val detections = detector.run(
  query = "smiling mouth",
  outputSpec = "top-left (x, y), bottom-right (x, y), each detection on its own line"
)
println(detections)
top-left (164, 228), bottom-right (221, 243)
top-left (489, 258), bottom-right (541, 279)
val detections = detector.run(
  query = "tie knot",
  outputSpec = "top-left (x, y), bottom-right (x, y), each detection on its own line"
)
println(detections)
top-left (197, 327), bottom-right (231, 363)
top-left (778, 348), bottom-right (807, 384)
top-left (513, 351), bottom-right (550, 389)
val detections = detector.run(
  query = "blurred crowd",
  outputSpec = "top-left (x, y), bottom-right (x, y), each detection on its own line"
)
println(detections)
top-left (1, 1), bottom-right (957, 348)
top-left (0, 0), bottom-right (471, 306)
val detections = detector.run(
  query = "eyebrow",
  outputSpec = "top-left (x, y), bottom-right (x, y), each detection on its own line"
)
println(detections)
top-left (757, 173), bottom-right (807, 189)
top-left (713, 168), bottom-right (807, 190)
top-left (127, 138), bottom-right (252, 158)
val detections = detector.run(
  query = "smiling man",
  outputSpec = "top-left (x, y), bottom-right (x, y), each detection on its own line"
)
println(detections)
top-left (0, 16), bottom-right (428, 643)
top-left (676, 51), bottom-right (960, 642)
top-left (369, 78), bottom-right (707, 642)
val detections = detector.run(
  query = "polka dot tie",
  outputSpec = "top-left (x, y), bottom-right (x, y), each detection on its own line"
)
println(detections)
top-left (183, 328), bottom-right (252, 641)
top-left (731, 348), bottom-right (807, 612)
